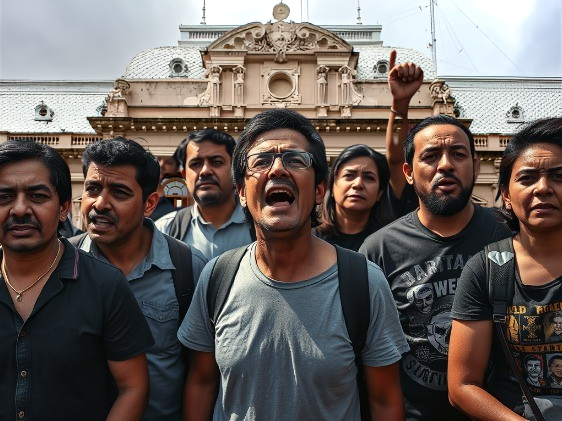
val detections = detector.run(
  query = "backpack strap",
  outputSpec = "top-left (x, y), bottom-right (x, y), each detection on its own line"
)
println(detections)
top-left (207, 246), bottom-right (248, 327)
top-left (67, 232), bottom-right (88, 249)
top-left (486, 237), bottom-right (545, 421)
top-left (335, 245), bottom-right (371, 421)
top-left (164, 234), bottom-right (194, 325)
top-left (336, 245), bottom-right (370, 357)
top-left (487, 238), bottom-right (516, 323)
top-left (206, 244), bottom-right (371, 341)
top-left (169, 206), bottom-right (193, 241)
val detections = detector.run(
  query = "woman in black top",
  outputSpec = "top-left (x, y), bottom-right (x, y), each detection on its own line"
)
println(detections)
top-left (316, 144), bottom-right (390, 251)
top-left (449, 117), bottom-right (562, 420)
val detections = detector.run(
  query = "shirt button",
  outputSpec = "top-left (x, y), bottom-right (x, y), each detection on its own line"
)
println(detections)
top-left (19, 330), bottom-right (26, 337)
top-left (18, 411), bottom-right (25, 418)
top-left (20, 371), bottom-right (27, 378)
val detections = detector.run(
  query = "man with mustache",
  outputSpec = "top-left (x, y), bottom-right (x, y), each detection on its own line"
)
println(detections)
top-left (156, 129), bottom-right (253, 260)
top-left (0, 139), bottom-right (154, 421)
top-left (179, 109), bottom-right (408, 420)
top-left (77, 138), bottom-right (207, 420)
top-left (360, 115), bottom-right (511, 420)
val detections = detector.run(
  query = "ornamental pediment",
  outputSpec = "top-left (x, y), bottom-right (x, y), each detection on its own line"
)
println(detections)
top-left (207, 21), bottom-right (352, 63)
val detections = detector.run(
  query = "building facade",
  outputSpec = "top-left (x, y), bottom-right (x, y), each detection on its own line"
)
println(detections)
top-left (1, 5), bottom-right (561, 226)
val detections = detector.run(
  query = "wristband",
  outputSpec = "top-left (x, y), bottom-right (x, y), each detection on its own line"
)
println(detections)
top-left (390, 107), bottom-right (402, 116)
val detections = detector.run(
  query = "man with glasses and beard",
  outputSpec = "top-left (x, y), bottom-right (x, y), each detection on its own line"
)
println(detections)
top-left (360, 114), bottom-right (511, 421)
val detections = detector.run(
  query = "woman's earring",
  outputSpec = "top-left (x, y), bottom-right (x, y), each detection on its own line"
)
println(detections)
top-left (505, 203), bottom-right (511, 210)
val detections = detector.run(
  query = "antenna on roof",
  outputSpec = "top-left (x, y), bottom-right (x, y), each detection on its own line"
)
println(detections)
top-left (201, 0), bottom-right (206, 25)
top-left (357, 0), bottom-right (362, 25)
top-left (430, 0), bottom-right (437, 72)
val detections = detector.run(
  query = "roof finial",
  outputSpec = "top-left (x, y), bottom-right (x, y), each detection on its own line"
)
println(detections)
top-left (357, 0), bottom-right (362, 25)
top-left (273, 2), bottom-right (290, 22)
top-left (201, 0), bottom-right (206, 25)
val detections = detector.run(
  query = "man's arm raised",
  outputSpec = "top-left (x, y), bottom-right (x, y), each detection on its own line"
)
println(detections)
top-left (385, 49), bottom-right (423, 198)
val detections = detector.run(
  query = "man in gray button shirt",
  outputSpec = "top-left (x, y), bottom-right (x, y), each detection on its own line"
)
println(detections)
top-left (156, 129), bottom-right (253, 260)
top-left (76, 137), bottom-right (207, 420)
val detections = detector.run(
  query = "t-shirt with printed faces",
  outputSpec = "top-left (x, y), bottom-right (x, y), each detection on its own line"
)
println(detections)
top-left (360, 205), bottom-right (511, 421)
top-left (452, 237), bottom-right (562, 417)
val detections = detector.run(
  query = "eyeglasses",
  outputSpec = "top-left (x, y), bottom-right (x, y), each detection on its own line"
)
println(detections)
top-left (246, 151), bottom-right (314, 173)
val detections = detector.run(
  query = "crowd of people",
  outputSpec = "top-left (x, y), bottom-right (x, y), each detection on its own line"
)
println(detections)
top-left (1, 51), bottom-right (561, 421)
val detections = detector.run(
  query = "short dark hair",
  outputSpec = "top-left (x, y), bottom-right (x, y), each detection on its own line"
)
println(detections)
top-left (548, 354), bottom-right (562, 367)
top-left (549, 311), bottom-right (562, 323)
top-left (497, 117), bottom-right (562, 231)
top-left (82, 137), bottom-right (160, 202)
top-left (0, 139), bottom-right (71, 205)
top-left (175, 128), bottom-right (236, 169)
top-left (403, 114), bottom-right (475, 167)
top-left (231, 108), bottom-right (329, 227)
top-left (317, 144), bottom-right (390, 237)
top-left (524, 354), bottom-right (542, 368)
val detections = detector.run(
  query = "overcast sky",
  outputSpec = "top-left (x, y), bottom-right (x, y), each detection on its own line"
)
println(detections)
top-left (1, 0), bottom-right (560, 80)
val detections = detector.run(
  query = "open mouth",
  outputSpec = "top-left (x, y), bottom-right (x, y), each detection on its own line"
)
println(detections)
top-left (89, 215), bottom-right (116, 229)
top-left (265, 189), bottom-right (295, 206)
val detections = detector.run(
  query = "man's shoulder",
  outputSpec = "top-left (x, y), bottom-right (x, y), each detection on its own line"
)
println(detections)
top-left (75, 248), bottom-right (121, 275)
top-left (154, 208), bottom-right (191, 231)
top-left (472, 205), bottom-right (512, 238)
top-left (66, 246), bottom-right (125, 289)
top-left (361, 212), bottom-right (415, 248)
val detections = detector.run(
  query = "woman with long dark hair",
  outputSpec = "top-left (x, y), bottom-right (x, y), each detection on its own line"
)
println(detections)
top-left (449, 117), bottom-right (562, 420)
top-left (316, 144), bottom-right (390, 251)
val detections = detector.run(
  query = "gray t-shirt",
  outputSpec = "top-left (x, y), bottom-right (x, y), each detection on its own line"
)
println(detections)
top-left (178, 243), bottom-right (408, 420)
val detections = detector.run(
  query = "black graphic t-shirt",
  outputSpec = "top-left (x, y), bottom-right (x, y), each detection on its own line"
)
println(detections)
top-left (360, 206), bottom-right (511, 421)
top-left (452, 238), bottom-right (562, 416)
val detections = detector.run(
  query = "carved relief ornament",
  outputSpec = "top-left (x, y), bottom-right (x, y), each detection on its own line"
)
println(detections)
top-left (207, 22), bottom-right (351, 63)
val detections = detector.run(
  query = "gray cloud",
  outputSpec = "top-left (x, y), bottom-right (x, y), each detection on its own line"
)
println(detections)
top-left (1, 0), bottom-right (559, 80)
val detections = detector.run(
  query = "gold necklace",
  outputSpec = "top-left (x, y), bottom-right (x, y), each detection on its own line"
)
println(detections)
top-left (2, 240), bottom-right (62, 302)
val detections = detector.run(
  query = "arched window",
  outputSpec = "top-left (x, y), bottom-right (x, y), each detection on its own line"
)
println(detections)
top-left (506, 105), bottom-right (524, 123)
top-left (169, 58), bottom-right (189, 77)
top-left (34, 101), bottom-right (53, 121)
top-left (373, 60), bottom-right (389, 78)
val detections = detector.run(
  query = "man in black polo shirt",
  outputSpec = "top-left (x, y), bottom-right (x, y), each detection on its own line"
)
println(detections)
top-left (0, 139), bottom-right (154, 421)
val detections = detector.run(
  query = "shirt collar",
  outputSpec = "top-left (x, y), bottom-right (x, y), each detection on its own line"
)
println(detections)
top-left (58, 237), bottom-right (81, 280)
top-left (192, 196), bottom-right (247, 227)
top-left (80, 219), bottom-right (175, 280)
top-left (0, 237), bottom-right (80, 282)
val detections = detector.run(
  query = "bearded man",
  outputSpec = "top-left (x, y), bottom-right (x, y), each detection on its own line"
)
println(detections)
top-left (360, 114), bottom-right (511, 421)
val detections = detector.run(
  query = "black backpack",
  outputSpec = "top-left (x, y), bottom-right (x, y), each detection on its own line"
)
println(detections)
top-left (206, 244), bottom-right (372, 420)
top-left (168, 206), bottom-right (194, 241)
top-left (67, 232), bottom-right (194, 324)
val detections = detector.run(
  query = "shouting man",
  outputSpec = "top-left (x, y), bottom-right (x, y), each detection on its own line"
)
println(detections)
top-left (179, 109), bottom-right (408, 420)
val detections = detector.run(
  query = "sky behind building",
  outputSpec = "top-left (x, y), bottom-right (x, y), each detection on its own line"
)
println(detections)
top-left (1, 0), bottom-right (560, 80)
